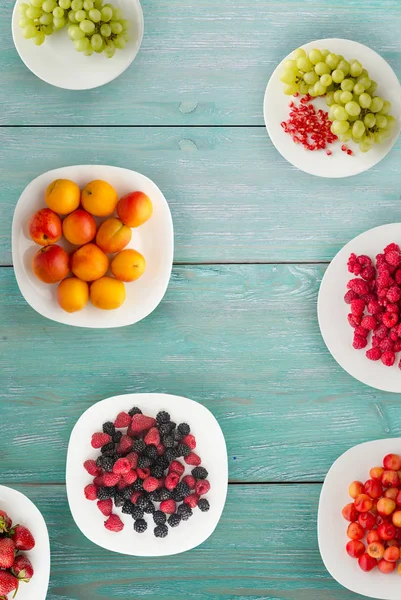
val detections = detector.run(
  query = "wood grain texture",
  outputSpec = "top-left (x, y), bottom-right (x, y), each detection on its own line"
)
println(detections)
top-left (0, 265), bottom-right (398, 484)
top-left (1, 1), bottom-right (401, 125)
top-left (1, 127), bottom-right (401, 265)
top-left (6, 483), bottom-right (368, 600)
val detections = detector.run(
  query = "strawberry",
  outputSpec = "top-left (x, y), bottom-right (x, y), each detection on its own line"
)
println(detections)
top-left (129, 414), bottom-right (156, 436)
top-left (0, 571), bottom-right (18, 597)
top-left (91, 432), bottom-right (111, 449)
top-left (117, 435), bottom-right (133, 455)
top-left (184, 493), bottom-right (200, 508)
top-left (93, 475), bottom-right (104, 487)
top-left (137, 467), bottom-right (150, 479)
top-left (114, 412), bottom-right (132, 428)
top-left (83, 459), bottom-right (100, 476)
top-left (183, 434), bottom-right (196, 450)
top-left (123, 470), bottom-right (138, 484)
top-left (84, 484), bottom-right (98, 500)
top-left (11, 525), bottom-right (35, 552)
top-left (97, 499), bottom-right (113, 516)
top-left (143, 476), bottom-right (159, 492)
top-left (185, 452), bottom-right (201, 466)
top-left (168, 460), bottom-right (185, 476)
top-left (0, 510), bottom-right (12, 533)
top-left (125, 452), bottom-right (138, 469)
top-left (156, 443), bottom-right (165, 456)
top-left (160, 499), bottom-right (176, 514)
top-left (165, 472), bottom-right (179, 491)
top-left (113, 458), bottom-right (131, 475)
top-left (0, 538), bottom-right (15, 568)
top-left (196, 480), bottom-right (210, 495)
top-left (103, 472), bottom-right (120, 487)
top-left (144, 427), bottom-right (160, 446)
top-left (130, 491), bottom-right (143, 504)
top-left (104, 514), bottom-right (124, 532)
top-left (12, 554), bottom-right (34, 582)
top-left (182, 475), bottom-right (196, 490)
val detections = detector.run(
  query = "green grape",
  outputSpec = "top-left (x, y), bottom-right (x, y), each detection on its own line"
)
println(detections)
top-left (337, 59), bottom-right (350, 75)
top-left (100, 5), bottom-right (112, 20)
top-left (357, 76), bottom-right (371, 89)
top-left (120, 19), bottom-right (130, 30)
top-left (31, 0), bottom-right (44, 6)
top-left (39, 12), bottom-right (51, 23)
top-left (371, 97), bottom-right (384, 113)
top-left (18, 3), bottom-right (30, 14)
top-left (75, 9), bottom-right (86, 20)
top-left (23, 23), bottom-right (37, 38)
top-left (42, 23), bottom-right (54, 34)
top-left (71, 0), bottom-right (83, 8)
top-left (345, 101), bottom-right (361, 117)
top-left (280, 69), bottom-right (297, 84)
top-left (80, 19), bottom-right (95, 33)
top-left (308, 85), bottom-right (318, 97)
top-left (121, 31), bottom-right (129, 42)
top-left (340, 130), bottom-right (352, 142)
top-left (53, 16), bottom-right (65, 28)
top-left (53, 6), bottom-right (64, 18)
top-left (315, 61), bottom-right (330, 76)
top-left (341, 78), bottom-right (355, 92)
top-left (74, 36), bottom-right (90, 51)
top-left (360, 139), bottom-right (372, 153)
top-left (283, 60), bottom-right (297, 71)
top-left (104, 44), bottom-right (116, 58)
top-left (359, 93), bottom-right (371, 109)
top-left (298, 81), bottom-right (309, 95)
top-left (68, 24), bottom-right (84, 38)
top-left (314, 81), bottom-right (326, 95)
top-left (373, 131), bottom-right (386, 144)
top-left (83, 0), bottom-right (93, 8)
top-left (19, 16), bottom-right (31, 27)
top-left (340, 91), bottom-right (353, 104)
top-left (110, 20), bottom-right (122, 34)
top-left (380, 101), bottom-right (392, 115)
top-left (352, 120), bottom-right (365, 138)
top-left (297, 57), bottom-right (313, 72)
top-left (283, 83), bottom-right (299, 95)
top-left (364, 113), bottom-right (376, 128)
top-left (325, 91), bottom-right (335, 106)
top-left (88, 8), bottom-right (101, 21)
top-left (100, 23), bottom-right (111, 36)
top-left (333, 90), bottom-right (343, 104)
top-left (293, 48), bottom-right (305, 60)
top-left (68, 11), bottom-right (77, 21)
top-left (42, 0), bottom-right (56, 11)
top-left (309, 49), bottom-right (323, 65)
top-left (83, 47), bottom-right (93, 55)
top-left (321, 49), bottom-right (330, 58)
top-left (320, 74), bottom-right (332, 87)
top-left (366, 81), bottom-right (377, 95)
top-left (376, 115), bottom-right (388, 129)
top-left (114, 35), bottom-right (125, 49)
top-left (34, 30), bottom-right (46, 44)
top-left (91, 32), bottom-right (103, 50)
top-left (94, 0), bottom-right (102, 7)
top-left (331, 69), bottom-right (344, 84)
top-left (59, 0), bottom-right (71, 7)
top-left (303, 71), bottom-right (318, 85)
top-left (328, 104), bottom-right (339, 120)
top-left (333, 106), bottom-right (348, 121)
top-left (331, 120), bottom-right (350, 134)
top-left (349, 60), bottom-right (363, 77)
top-left (348, 115), bottom-right (358, 123)
top-left (112, 7), bottom-right (123, 20)
top-left (386, 115), bottom-right (396, 127)
top-left (26, 6), bottom-right (42, 18)
top-left (353, 83), bottom-right (365, 96)
top-left (325, 53), bottom-right (339, 69)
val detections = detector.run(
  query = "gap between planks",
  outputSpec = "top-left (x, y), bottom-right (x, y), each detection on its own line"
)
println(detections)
top-left (0, 262), bottom-right (330, 268)
top-left (2, 481), bottom-right (323, 487)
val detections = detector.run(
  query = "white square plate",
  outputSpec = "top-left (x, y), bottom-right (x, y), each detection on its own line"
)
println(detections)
top-left (12, 165), bottom-right (174, 328)
top-left (66, 393), bottom-right (228, 556)
top-left (0, 485), bottom-right (50, 600)
top-left (318, 439), bottom-right (401, 599)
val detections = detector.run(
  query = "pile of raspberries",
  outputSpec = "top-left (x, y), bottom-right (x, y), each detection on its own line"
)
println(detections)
top-left (345, 243), bottom-right (401, 368)
top-left (84, 408), bottom-right (211, 538)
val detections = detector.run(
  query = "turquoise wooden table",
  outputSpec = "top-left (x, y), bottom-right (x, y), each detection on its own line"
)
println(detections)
top-left (1, 1), bottom-right (401, 598)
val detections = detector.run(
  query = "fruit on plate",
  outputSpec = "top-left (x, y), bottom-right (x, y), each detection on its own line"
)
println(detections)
top-left (33, 244), bottom-right (70, 283)
top-left (57, 277), bottom-right (89, 312)
top-left (89, 276), bottom-right (126, 309)
top-left (12, 554), bottom-right (34, 582)
top-left (71, 243), bottom-right (109, 282)
top-left (111, 249), bottom-right (146, 282)
top-left (45, 179), bottom-right (80, 215)
top-left (81, 180), bottom-right (118, 217)
top-left (0, 509), bottom-right (35, 593)
top-left (95, 217), bottom-right (132, 254)
top-left (117, 192), bottom-right (153, 228)
top-left (62, 209), bottom-right (97, 246)
top-left (29, 208), bottom-right (62, 246)
top-left (0, 571), bottom-right (19, 597)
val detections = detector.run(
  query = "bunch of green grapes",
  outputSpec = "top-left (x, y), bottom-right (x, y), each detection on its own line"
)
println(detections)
top-left (280, 48), bottom-right (395, 152)
top-left (66, 1), bottom-right (130, 58)
top-left (18, 0), bottom-right (67, 45)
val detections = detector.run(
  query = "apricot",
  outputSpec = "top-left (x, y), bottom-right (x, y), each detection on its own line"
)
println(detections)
top-left (346, 540), bottom-right (365, 558)
top-left (90, 277), bottom-right (126, 310)
top-left (62, 209), bottom-right (96, 246)
top-left (370, 466), bottom-right (384, 480)
top-left (377, 497), bottom-right (396, 516)
top-left (342, 503), bottom-right (358, 522)
top-left (384, 546), bottom-right (400, 562)
top-left (29, 208), bottom-right (62, 246)
top-left (382, 470), bottom-right (399, 487)
top-left (117, 191), bottom-right (153, 228)
top-left (81, 180), bottom-right (118, 217)
top-left (367, 542), bottom-right (385, 559)
top-left (96, 217), bottom-right (132, 254)
top-left (45, 179), bottom-right (80, 215)
top-left (111, 249), bottom-right (146, 282)
top-left (378, 558), bottom-right (396, 574)
top-left (33, 245), bottom-right (69, 284)
top-left (358, 512), bottom-right (375, 529)
top-left (71, 243), bottom-right (109, 282)
top-left (364, 479), bottom-right (383, 499)
top-left (347, 522), bottom-right (365, 540)
top-left (384, 487), bottom-right (398, 501)
top-left (392, 511), bottom-right (401, 527)
top-left (349, 481), bottom-right (364, 499)
top-left (57, 278), bottom-right (89, 313)
top-left (383, 454), bottom-right (401, 471)
top-left (367, 530), bottom-right (381, 544)
top-left (378, 522), bottom-right (396, 541)
top-left (354, 494), bottom-right (373, 513)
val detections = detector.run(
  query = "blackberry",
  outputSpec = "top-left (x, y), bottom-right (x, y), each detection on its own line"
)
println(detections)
top-left (150, 465), bottom-right (164, 479)
top-left (149, 490), bottom-right (161, 502)
top-left (133, 519), bottom-right (147, 533)
top-left (164, 448), bottom-right (177, 463)
top-left (145, 445), bottom-right (158, 460)
top-left (169, 421), bottom-right (177, 432)
top-left (128, 407), bottom-right (142, 417)
top-left (174, 429), bottom-right (182, 442)
top-left (137, 495), bottom-right (149, 509)
top-left (103, 451), bottom-right (119, 461)
top-left (198, 498), bottom-right (210, 512)
top-left (156, 456), bottom-right (170, 471)
top-left (156, 411), bottom-right (170, 424)
top-left (178, 423), bottom-right (190, 436)
top-left (132, 479), bottom-right (143, 491)
top-left (102, 421), bottom-right (115, 436)
top-left (114, 492), bottom-right (125, 507)
top-left (162, 435), bottom-right (174, 448)
top-left (168, 513), bottom-right (181, 528)
top-left (172, 489), bottom-right (185, 502)
top-left (192, 467), bottom-right (208, 480)
top-left (159, 488), bottom-right (172, 501)
top-left (122, 501), bottom-right (135, 515)
top-left (158, 424), bottom-right (171, 437)
top-left (153, 510), bottom-right (167, 525)
top-left (175, 481), bottom-right (190, 498)
top-left (97, 487), bottom-right (114, 500)
top-left (138, 456), bottom-right (152, 469)
top-left (97, 455), bottom-right (114, 472)
top-left (113, 431), bottom-right (123, 444)
top-left (122, 486), bottom-right (134, 500)
top-left (143, 501), bottom-right (155, 514)
top-left (132, 506), bottom-right (144, 520)
top-left (177, 443), bottom-right (191, 458)
top-left (154, 524), bottom-right (168, 538)
top-left (107, 486), bottom-right (117, 498)
top-left (101, 441), bottom-right (115, 454)
top-left (132, 439), bottom-right (146, 454)
top-left (177, 503), bottom-right (192, 520)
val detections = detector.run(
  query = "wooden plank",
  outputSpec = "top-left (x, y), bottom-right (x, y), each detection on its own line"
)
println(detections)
top-left (0, 265), bottom-right (397, 483)
top-left (6, 483), bottom-right (368, 599)
top-left (2, 1), bottom-right (401, 125)
top-left (1, 126), bottom-right (401, 265)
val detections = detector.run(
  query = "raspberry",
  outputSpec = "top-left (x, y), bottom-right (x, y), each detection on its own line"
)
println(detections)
top-left (377, 287), bottom-right (389, 299)
top-left (104, 514), bottom-right (124, 532)
top-left (185, 452), bottom-right (201, 466)
top-left (353, 335), bottom-right (367, 350)
top-left (91, 432), bottom-right (111, 449)
top-left (137, 467), bottom-right (151, 479)
top-left (371, 336), bottom-right (380, 347)
top-left (386, 250), bottom-right (401, 266)
top-left (361, 266), bottom-right (376, 281)
top-left (144, 427), bottom-right (160, 446)
top-left (165, 472), bottom-right (180, 491)
top-left (168, 461), bottom-right (185, 476)
top-left (387, 286), bottom-right (401, 303)
top-left (348, 313), bottom-right (361, 328)
top-left (366, 348), bottom-right (382, 361)
top-left (387, 303), bottom-right (399, 313)
top-left (382, 351), bottom-right (396, 367)
top-left (184, 494), bottom-right (200, 508)
top-left (361, 315), bottom-right (376, 330)
top-left (113, 458), bottom-right (131, 475)
top-left (347, 253), bottom-right (357, 272)
top-left (84, 484), bottom-right (97, 500)
top-left (97, 499), bottom-right (113, 516)
top-left (117, 479), bottom-right (129, 490)
top-left (125, 452), bottom-right (138, 469)
top-left (117, 435), bottom-right (133, 455)
top-left (351, 299), bottom-right (366, 316)
top-left (182, 434), bottom-right (196, 450)
top-left (383, 312), bottom-right (398, 328)
top-left (380, 338), bottom-right (394, 352)
top-left (156, 443), bottom-right (165, 456)
top-left (114, 412), bottom-right (132, 428)
top-left (347, 279), bottom-right (369, 295)
top-left (344, 290), bottom-right (359, 304)
top-left (377, 273), bottom-right (392, 288)
top-left (394, 340), bottom-right (401, 352)
top-left (130, 491), bottom-right (143, 504)
top-left (103, 472), bottom-right (120, 487)
top-left (384, 243), bottom-right (400, 254)
top-left (160, 499), bottom-right (176, 514)
top-left (390, 330), bottom-right (399, 342)
top-left (195, 479), bottom-right (211, 495)
top-left (129, 414), bottom-right (157, 436)
top-left (157, 477), bottom-right (165, 489)
top-left (182, 475), bottom-right (196, 490)
top-left (375, 324), bottom-right (388, 339)
top-left (93, 475), bottom-right (104, 487)
top-left (354, 326), bottom-right (369, 339)
top-left (395, 270), bottom-right (401, 285)
top-left (362, 293), bottom-right (377, 304)
top-left (367, 300), bottom-right (381, 315)
top-left (143, 476), bottom-right (159, 492)
top-left (123, 470), bottom-right (138, 484)
top-left (84, 459), bottom-right (100, 476)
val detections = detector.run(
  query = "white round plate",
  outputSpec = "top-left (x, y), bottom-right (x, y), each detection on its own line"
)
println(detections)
top-left (319, 438), bottom-right (401, 599)
top-left (66, 393), bottom-right (228, 556)
top-left (12, 165), bottom-right (174, 328)
top-left (11, 0), bottom-right (143, 90)
top-left (264, 38), bottom-right (401, 178)
top-left (318, 223), bottom-right (401, 392)
top-left (0, 485), bottom-right (50, 599)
